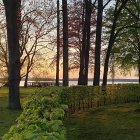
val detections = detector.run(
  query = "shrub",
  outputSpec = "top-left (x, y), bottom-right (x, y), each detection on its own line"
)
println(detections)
top-left (2, 88), bottom-right (67, 140)
top-left (59, 85), bottom-right (140, 114)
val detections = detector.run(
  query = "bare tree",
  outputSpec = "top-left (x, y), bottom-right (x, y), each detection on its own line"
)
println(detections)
top-left (50, 0), bottom-right (96, 83)
top-left (20, 0), bottom-right (56, 87)
top-left (1, 0), bottom-right (57, 87)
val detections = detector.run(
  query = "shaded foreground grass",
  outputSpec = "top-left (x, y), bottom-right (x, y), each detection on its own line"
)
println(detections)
top-left (65, 103), bottom-right (140, 140)
top-left (0, 87), bottom-right (36, 138)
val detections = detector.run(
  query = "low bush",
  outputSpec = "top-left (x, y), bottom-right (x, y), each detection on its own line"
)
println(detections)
top-left (2, 88), bottom-right (67, 140)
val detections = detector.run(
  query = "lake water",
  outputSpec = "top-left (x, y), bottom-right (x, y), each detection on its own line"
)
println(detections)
top-left (19, 79), bottom-right (139, 87)
top-left (1, 79), bottom-right (138, 87)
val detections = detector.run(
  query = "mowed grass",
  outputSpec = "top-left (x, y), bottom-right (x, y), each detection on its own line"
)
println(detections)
top-left (0, 87), bottom-right (36, 138)
top-left (65, 103), bottom-right (140, 140)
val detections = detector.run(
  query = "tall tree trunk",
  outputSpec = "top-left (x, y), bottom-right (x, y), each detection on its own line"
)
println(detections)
top-left (134, 25), bottom-right (140, 84)
top-left (78, 0), bottom-right (92, 85)
top-left (56, 0), bottom-right (60, 86)
top-left (78, 0), bottom-right (86, 85)
top-left (138, 48), bottom-right (140, 84)
top-left (93, 0), bottom-right (103, 86)
top-left (84, 0), bottom-right (92, 85)
top-left (3, 0), bottom-right (21, 109)
top-left (137, 32), bottom-right (140, 84)
top-left (102, 0), bottom-right (128, 86)
top-left (24, 72), bottom-right (29, 88)
top-left (62, 0), bottom-right (69, 86)
top-left (102, 34), bottom-right (116, 86)
top-left (24, 65), bottom-right (30, 88)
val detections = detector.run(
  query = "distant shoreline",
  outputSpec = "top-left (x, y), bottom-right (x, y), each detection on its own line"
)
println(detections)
top-left (0, 79), bottom-right (138, 87)
top-left (0, 78), bottom-right (139, 82)
top-left (20, 78), bottom-right (139, 82)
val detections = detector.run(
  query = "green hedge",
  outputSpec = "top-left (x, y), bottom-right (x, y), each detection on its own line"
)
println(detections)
top-left (2, 88), bottom-right (67, 140)
top-left (59, 85), bottom-right (140, 114)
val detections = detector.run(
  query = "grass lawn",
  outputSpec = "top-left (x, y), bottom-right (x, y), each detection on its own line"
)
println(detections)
top-left (65, 103), bottom-right (140, 140)
top-left (0, 87), bottom-right (36, 138)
